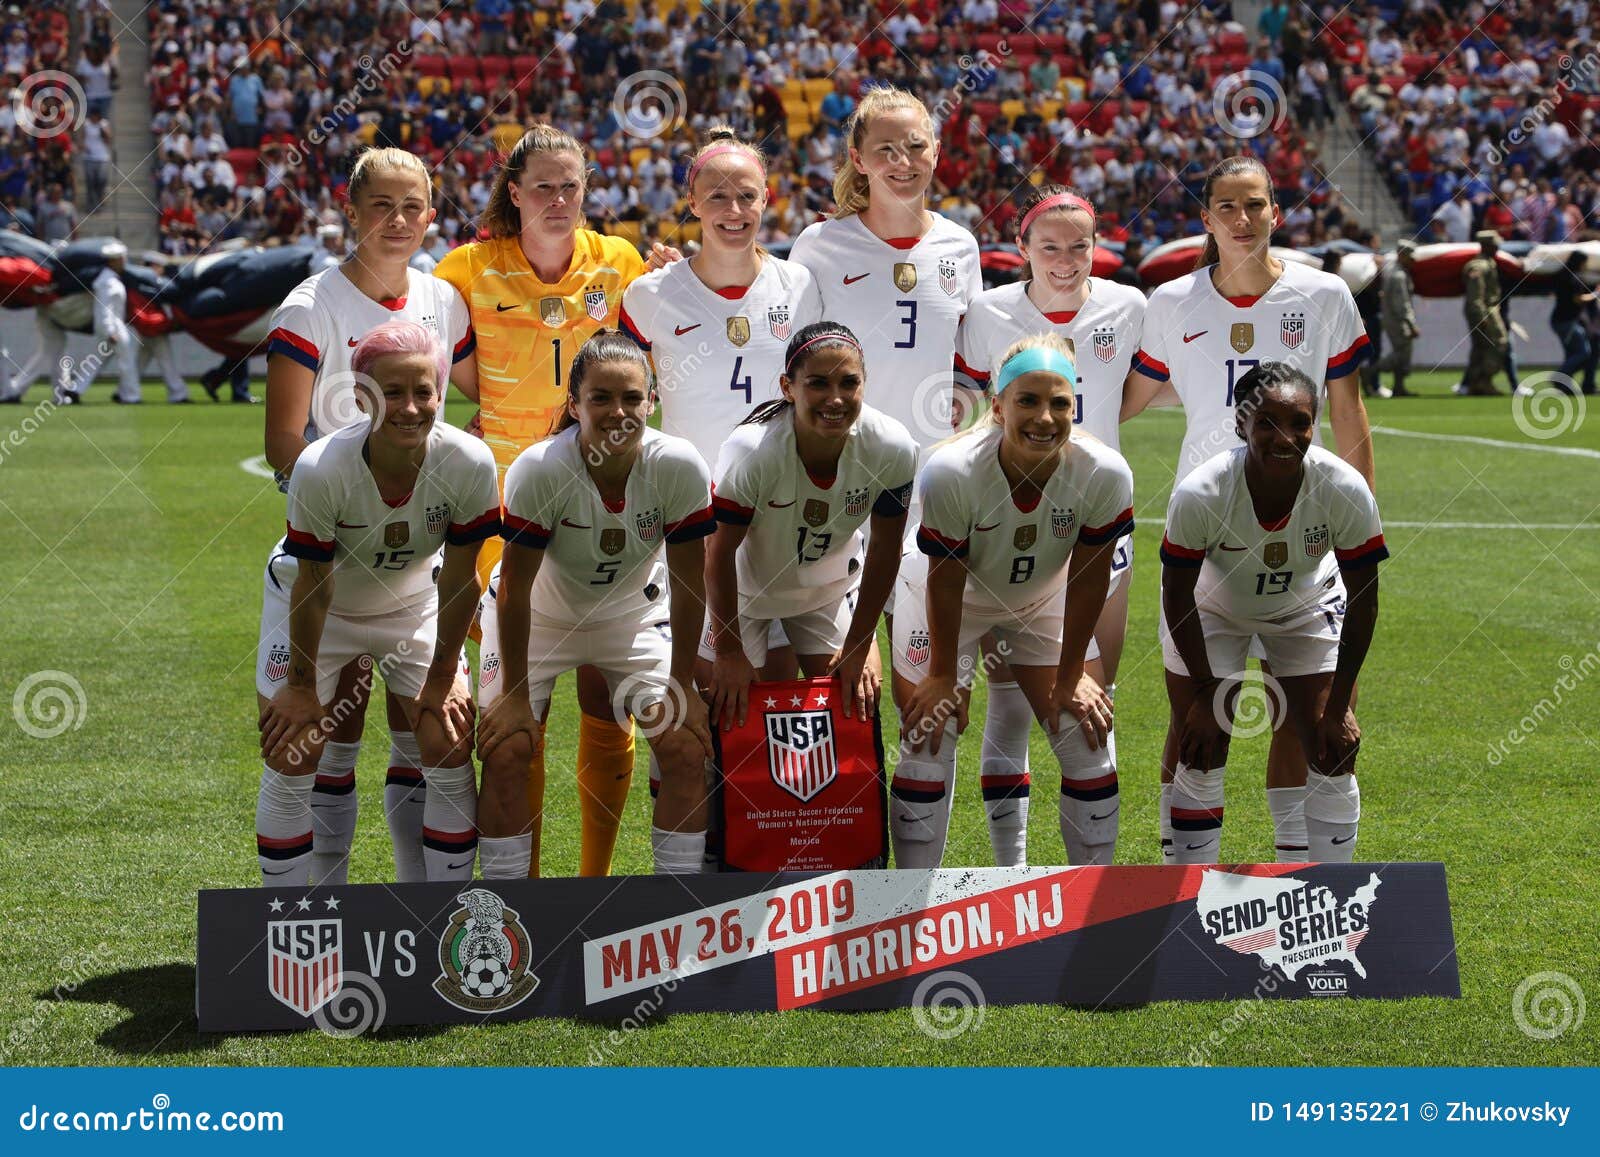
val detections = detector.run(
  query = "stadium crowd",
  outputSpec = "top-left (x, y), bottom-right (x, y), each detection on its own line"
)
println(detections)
top-left (0, 1), bottom-right (79, 238)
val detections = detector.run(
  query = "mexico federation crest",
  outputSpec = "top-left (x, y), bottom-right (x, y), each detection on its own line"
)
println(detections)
top-left (1051, 507), bottom-right (1076, 539)
top-left (1263, 540), bottom-right (1289, 568)
top-left (540, 296), bottom-right (566, 327)
top-left (599, 528), bottom-right (626, 556)
top-left (1280, 311), bottom-right (1306, 350)
top-left (726, 316), bottom-right (750, 347)
top-left (585, 286), bottom-right (609, 322)
top-left (767, 304), bottom-right (791, 340)
top-left (844, 487), bottom-right (870, 517)
top-left (894, 262), bottom-right (918, 292)
top-left (267, 916), bottom-right (342, 1017)
top-left (1014, 524), bottom-right (1037, 551)
top-left (1303, 523), bottom-right (1330, 558)
top-left (938, 256), bottom-right (958, 296)
top-left (766, 709), bottom-right (838, 803)
top-left (804, 498), bottom-right (829, 527)
top-left (433, 888), bottom-right (539, 1013)
top-left (635, 507), bottom-right (661, 542)
top-left (480, 654), bottom-right (500, 687)
top-left (906, 630), bottom-right (931, 666)
top-left (265, 643), bottom-right (290, 683)
top-left (384, 521), bottom-right (410, 548)
top-left (426, 503), bottom-right (449, 536)
top-left (1230, 322), bottom-right (1255, 354)
top-left (1092, 325), bottom-right (1117, 363)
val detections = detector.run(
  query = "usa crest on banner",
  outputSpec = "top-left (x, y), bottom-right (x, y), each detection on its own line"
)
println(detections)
top-left (267, 917), bottom-right (342, 1016)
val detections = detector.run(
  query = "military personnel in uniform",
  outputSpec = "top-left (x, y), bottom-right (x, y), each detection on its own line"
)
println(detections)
top-left (1461, 230), bottom-right (1508, 396)
top-left (1378, 239), bottom-right (1419, 397)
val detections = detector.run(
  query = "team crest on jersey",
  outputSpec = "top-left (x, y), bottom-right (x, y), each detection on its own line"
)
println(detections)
top-left (1230, 323), bottom-right (1255, 353)
top-left (599, 528), bottom-right (626, 556)
top-left (1263, 541), bottom-right (1289, 568)
top-left (1051, 507), bottom-right (1076, 538)
top-left (267, 915), bottom-right (342, 1017)
top-left (480, 654), bottom-right (499, 687)
top-left (585, 286), bottom-right (609, 322)
top-left (426, 504), bottom-right (449, 536)
top-left (893, 262), bottom-right (918, 292)
top-left (906, 631), bottom-right (931, 666)
top-left (726, 316), bottom-right (750, 347)
top-left (938, 257), bottom-right (958, 296)
top-left (1280, 311), bottom-right (1306, 350)
top-left (844, 487), bottom-right (870, 517)
top-left (1014, 524), bottom-right (1037, 550)
top-left (433, 888), bottom-right (539, 1013)
top-left (1092, 325), bottom-right (1117, 363)
top-left (767, 709), bottom-right (838, 803)
top-left (540, 296), bottom-right (566, 327)
top-left (384, 521), bottom-right (410, 548)
top-left (265, 643), bottom-right (290, 683)
top-left (803, 499), bottom-right (829, 527)
top-left (635, 508), bottom-right (661, 542)
top-left (1303, 523), bottom-right (1330, 558)
top-left (767, 305), bottom-right (792, 340)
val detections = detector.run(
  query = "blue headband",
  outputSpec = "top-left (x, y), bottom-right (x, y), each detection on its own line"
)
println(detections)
top-left (995, 347), bottom-right (1077, 395)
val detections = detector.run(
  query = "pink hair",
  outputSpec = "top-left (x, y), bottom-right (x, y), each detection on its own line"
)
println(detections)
top-left (350, 319), bottom-right (448, 391)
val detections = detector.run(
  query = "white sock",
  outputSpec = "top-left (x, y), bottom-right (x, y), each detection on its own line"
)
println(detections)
top-left (1170, 761), bottom-right (1225, 865)
top-left (1306, 773), bottom-right (1361, 861)
top-left (384, 731), bottom-right (427, 883)
top-left (479, 834), bottom-right (533, 879)
top-left (309, 739), bottom-right (359, 885)
top-left (1267, 785), bottom-right (1309, 862)
top-left (651, 826), bottom-right (706, 874)
top-left (421, 762), bottom-right (478, 881)
top-left (1160, 782), bottom-right (1174, 862)
top-left (980, 682), bottom-right (1033, 866)
top-left (891, 719), bottom-right (958, 869)
top-left (1051, 720), bottom-right (1118, 865)
top-left (256, 766), bottom-right (315, 886)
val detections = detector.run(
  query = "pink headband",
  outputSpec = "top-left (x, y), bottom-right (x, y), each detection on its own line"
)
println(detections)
top-left (1019, 192), bottom-right (1096, 240)
top-left (785, 332), bottom-right (861, 374)
top-left (687, 143), bottom-right (757, 188)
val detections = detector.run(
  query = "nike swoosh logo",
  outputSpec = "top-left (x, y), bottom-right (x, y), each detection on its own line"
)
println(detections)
top-left (843, 273), bottom-right (870, 285)
top-left (975, 522), bottom-right (1000, 531)
top-left (559, 517), bottom-right (592, 529)
top-left (990, 807), bottom-right (1016, 820)
top-left (496, 303), bottom-right (516, 312)
top-left (1219, 543), bottom-right (1246, 551)
top-left (1330, 834), bottom-right (1355, 845)
top-left (767, 500), bottom-right (796, 508)
top-left (1090, 805), bottom-right (1120, 821)
top-left (674, 323), bottom-right (701, 335)
top-left (336, 520), bottom-right (368, 529)
top-left (1186, 841), bottom-right (1216, 851)
top-left (261, 866), bottom-right (296, 876)
top-left (1183, 331), bottom-right (1208, 343)
top-left (347, 337), bottom-right (360, 347)
top-left (445, 857), bottom-right (473, 870)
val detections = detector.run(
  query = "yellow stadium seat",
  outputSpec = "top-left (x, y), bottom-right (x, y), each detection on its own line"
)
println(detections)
top-left (1029, 169), bottom-right (1045, 186)
top-left (788, 118), bottom-right (813, 141)
top-left (630, 146), bottom-right (652, 170)
top-left (663, 220), bottom-right (702, 246)
top-left (1001, 99), bottom-right (1026, 122)
top-left (608, 220), bottom-right (642, 246)
top-left (533, 9), bottom-right (549, 27)
top-left (784, 100), bottom-right (810, 122)
top-left (803, 78), bottom-right (833, 103)
top-left (356, 121), bottom-right (378, 145)
top-left (417, 75), bottom-right (451, 98)
top-left (785, 80), bottom-right (808, 102)
top-left (491, 122), bottom-right (524, 153)
top-left (1037, 99), bottom-right (1061, 120)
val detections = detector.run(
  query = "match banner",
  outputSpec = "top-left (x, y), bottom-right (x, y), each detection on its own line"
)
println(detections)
top-left (196, 863), bottom-right (1459, 1033)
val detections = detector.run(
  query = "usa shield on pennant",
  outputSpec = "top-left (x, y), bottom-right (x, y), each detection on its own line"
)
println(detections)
top-left (585, 287), bottom-right (609, 322)
top-left (893, 262), bottom-right (917, 292)
top-left (540, 297), bottom-right (566, 327)
top-left (726, 316), bottom-right (750, 347)
top-left (765, 710), bottom-right (838, 803)
top-left (384, 521), bottom-right (410, 548)
top-left (804, 499), bottom-right (829, 527)
top-left (1230, 323), bottom-right (1255, 354)
top-left (1280, 312), bottom-right (1306, 350)
top-left (1014, 524), bottom-right (1037, 550)
top-left (267, 918), bottom-right (343, 1017)
top-left (599, 528), bottom-right (626, 556)
top-left (1263, 540), bottom-right (1288, 568)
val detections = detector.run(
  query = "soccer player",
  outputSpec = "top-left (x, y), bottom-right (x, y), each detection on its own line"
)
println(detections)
top-left (255, 321), bottom-right (500, 886)
top-left (474, 333), bottom-right (716, 878)
top-left (1160, 363), bottom-right (1383, 863)
top-left (701, 322), bottom-right (917, 727)
top-left (1121, 154), bottom-right (1372, 863)
top-left (893, 335), bottom-right (1134, 868)
top-left (788, 86), bottom-right (982, 456)
top-left (262, 146), bottom-right (476, 884)
top-left (435, 124), bottom-right (646, 878)
top-left (955, 184), bottom-right (1145, 865)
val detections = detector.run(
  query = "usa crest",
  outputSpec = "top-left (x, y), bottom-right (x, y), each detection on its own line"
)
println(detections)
top-left (1263, 540), bottom-right (1289, 568)
top-left (481, 654), bottom-right (500, 687)
top-left (1051, 507), bottom-right (1076, 538)
top-left (599, 528), bottom-right (626, 556)
top-left (1230, 323), bottom-right (1255, 354)
top-left (804, 499), bottom-right (829, 527)
top-left (267, 916), bottom-right (342, 1017)
top-left (635, 508), bottom-right (661, 542)
top-left (1280, 311), bottom-right (1306, 350)
top-left (585, 286), bottom-right (609, 322)
top-left (426, 504), bottom-right (449, 536)
top-left (1303, 523), bottom-right (1330, 558)
top-left (726, 316), bottom-right (750, 347)
top-left (906, 631), bottom-right (931, 666)
top-left (893, 262), bottom-right (918, 292)
top-left (938, 256), bottom-right (958, 296)
top-left (540, 296), bottom-right (566, 327)
top-left (844, 487), bottom-right (870, 517)
top-left (1014, 524), bottom-right (1037, 551)
top-left (384, 521), bottom-right (410, 548)
top-left (1092, 326), bottom-right (1117, 363)
top-left (767, 305), bottom-right (791, 340)
top-left (766, 710), bottom-right (838, 803)
top-left (265, 643), bottom-right (290, 683)
top-left (433, 888), bottom-right (540, 1013)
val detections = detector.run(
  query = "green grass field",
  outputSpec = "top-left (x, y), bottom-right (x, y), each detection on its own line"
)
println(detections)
top-left (1, 370), bottom-right (1596, 1066)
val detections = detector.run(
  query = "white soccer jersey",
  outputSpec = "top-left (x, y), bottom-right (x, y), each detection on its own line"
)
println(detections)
top-left (283, 422), bottom-right (501, 616)
top-left (917, 426), bottom-right (1134, 616)
top-left (267, 265), bottom-right (475, 442)
top-left (619, 255), bottom-right (823, 467)
top-left (955, 277), bottom-right (1146, 452)
top-left (500, 426), bottom-right (714, 627)
top-left (711, 404), bottom-right (918, 620)
top-left (1131, 262), bottom-right (1370, 483)
top-left (1160, 445), bottom-right (1388, 622)
top-left (788, 212), bottom-right (982, 451)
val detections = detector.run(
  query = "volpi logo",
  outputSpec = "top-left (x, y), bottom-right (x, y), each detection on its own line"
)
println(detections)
top-left (1304, 969), bottom-right (1350, 997)
top-left (267, 914), bottom-right (343, 1016)
top-left (434, 888), bottom-right (540, 1013)
top-left (766, 710), bottom-right (838, 803)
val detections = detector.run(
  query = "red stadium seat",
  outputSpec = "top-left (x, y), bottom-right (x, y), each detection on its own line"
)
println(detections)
top-left (447, 55), bottom-right (481, 82)
top-left (413, 56), bottom-right (447, 77)
top-left (1216, 29), bottom-right (1248, 52)
top-left (226, 147), bottom-right (260, 183)
top-left (511, 54), bottom-right (541, 81)
top-left (1091, 145), bottom-right (1117, 165)
top-left (480, 55), bottom-right (511, 81)
top-left (976, 33), bottom-right (1005, 53)
top-left (916, 33), bottom-right (939, 52)
top-left (1035, 33), bottom-right (1066, 52)
top-left (1400, 53), bottom-right (1436, 78)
